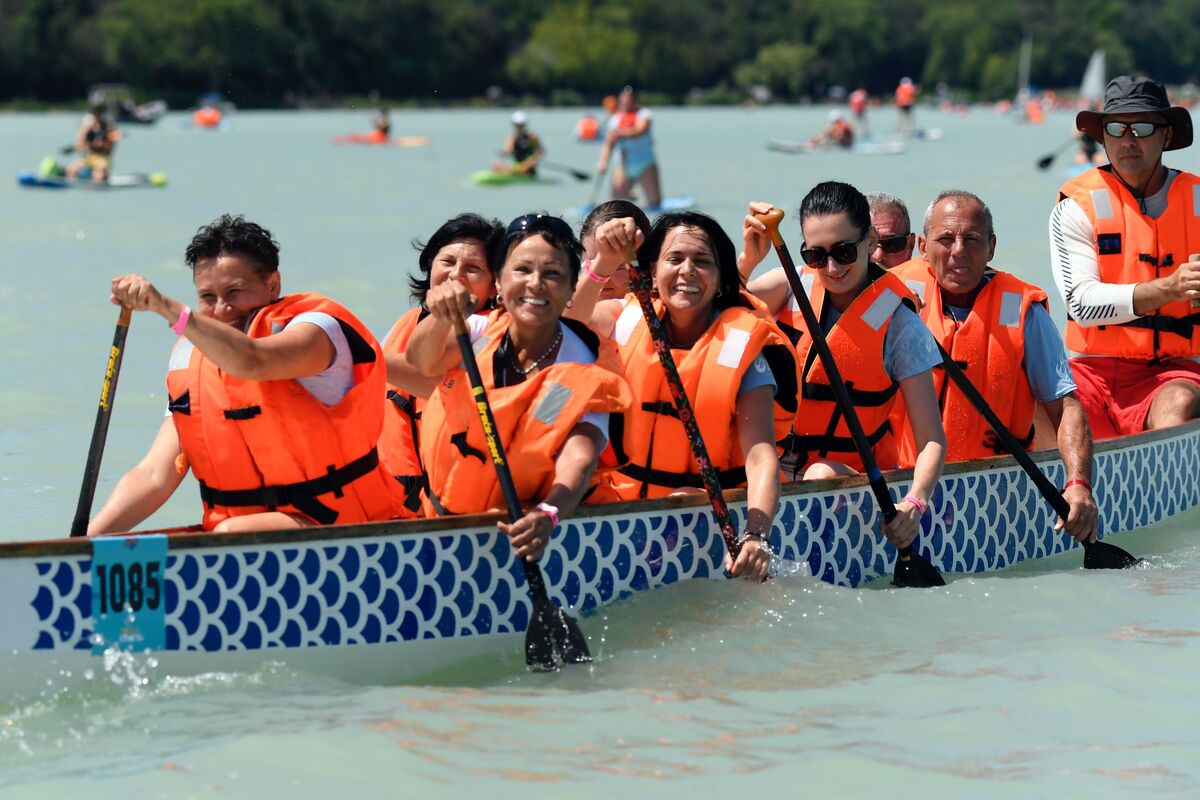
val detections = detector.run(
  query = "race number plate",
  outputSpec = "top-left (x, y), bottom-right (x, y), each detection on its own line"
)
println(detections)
top-left (91, 534), bottom-right (167, 654)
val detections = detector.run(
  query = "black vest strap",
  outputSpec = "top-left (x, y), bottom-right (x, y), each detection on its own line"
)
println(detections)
top-left (781, 420), bottom-right (892, 461)
top-left (801, 380), bottom-right (898, 407)
top-left (616, 462), bottom-right (746, 490)
top-left (198, 448), bottom-right (380, 526)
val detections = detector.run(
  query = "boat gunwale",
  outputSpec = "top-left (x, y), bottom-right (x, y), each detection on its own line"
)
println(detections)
top-left (4, 420), bottom-right (1195, 559)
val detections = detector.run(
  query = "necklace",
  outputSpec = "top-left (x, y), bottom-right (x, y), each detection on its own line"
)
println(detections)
top-left (510, 325), bottom-right (562, 374)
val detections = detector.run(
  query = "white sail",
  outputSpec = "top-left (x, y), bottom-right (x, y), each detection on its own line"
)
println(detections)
top-left (1015, 34), bottom-right (1033, 105)
top-left (1080, 48), bottom-right (1106, 104)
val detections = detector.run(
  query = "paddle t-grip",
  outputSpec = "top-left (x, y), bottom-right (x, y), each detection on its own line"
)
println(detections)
top-left (753, 207), bottom-right (786, 247)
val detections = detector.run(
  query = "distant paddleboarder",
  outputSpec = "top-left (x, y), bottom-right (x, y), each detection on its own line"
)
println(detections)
top-left (597, 86), bottom-right (662, 208)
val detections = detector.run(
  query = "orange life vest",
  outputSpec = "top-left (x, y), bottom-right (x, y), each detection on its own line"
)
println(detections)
top-left (419, 311), bottom-right (633, 515)
top-left (166, 293), bottom-right (404, 530)
top-left (605, 293), bottom-right (798, 500)
top-left (377, 307), bottom-right (428, 517)
top-left (1059, 166), bottom-right (1200, 359)
top-left (617, 111), bottom-right (640, 130)
top-left (890, 259), bottom-right (1046, 466)
top-left (787, 265), bottom-right (915, 475)
top-left (895, 83), bottom-right (916, 107)
top-left (576, 116), bottom-right (600, 141)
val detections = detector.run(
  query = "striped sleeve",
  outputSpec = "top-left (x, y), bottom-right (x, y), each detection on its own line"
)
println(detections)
top-left (1048, 198), bottom-right (1138, 327)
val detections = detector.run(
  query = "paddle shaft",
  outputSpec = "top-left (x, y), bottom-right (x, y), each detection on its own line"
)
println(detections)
top-left (934, 343), bottom-right (1071, 518)
top-left (541, 160), bottom-right (591, 181)
top-left (1037, 136), bottom-right (1077, 169)
top-left (70, 306), bottom-right (132, 537)
top-left (448, 310), bottom-right (560, 606)
top-left (624, 250), bottom-right (740, 558)
top-left (753, 212), bottom-right (897, 521)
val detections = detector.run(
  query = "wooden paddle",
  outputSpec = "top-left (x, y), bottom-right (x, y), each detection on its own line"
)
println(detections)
top-left (70, 306), bottom-right (132, 537)
top-left (1036, 136), bottom-right (1077, 171)
top-left (448, 307), bottom-right (590, 670)
top-left (753, 208), bottom-right (945, 588)
top-left (932, 344), bottom-right (1141, 569)
top-left (621, 244), bottom-right (744, 564)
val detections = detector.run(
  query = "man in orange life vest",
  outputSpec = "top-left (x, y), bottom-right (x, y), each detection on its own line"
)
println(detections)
top-left (1049, 75), bottom-right (1200, 439)
top-left (866, 192), bottom-right (916, 269)
top-left (894, 191), bottom-right (1098, 542)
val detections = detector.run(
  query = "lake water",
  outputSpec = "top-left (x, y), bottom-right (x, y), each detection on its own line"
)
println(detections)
top-left (1, 106), bottom-right (1198, 797)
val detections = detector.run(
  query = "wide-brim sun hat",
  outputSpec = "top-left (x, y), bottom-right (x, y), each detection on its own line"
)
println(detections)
top-left (1076, 75), bottom-right (1193, 151)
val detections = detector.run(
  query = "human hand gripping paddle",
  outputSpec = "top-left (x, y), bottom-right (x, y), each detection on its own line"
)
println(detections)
top-left (621, 244), bottom-right (768, 579)
top-left (752, 208), bottom-right (945, 588)
top-left (932, 346), bottom-right (1141, 569)
top-left (447, 307), bottom-right (590, 671)
top-left (70, 306), bottom-right (133, 537)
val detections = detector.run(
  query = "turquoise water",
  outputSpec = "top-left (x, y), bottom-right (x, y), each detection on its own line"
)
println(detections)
top-left (1, 107), bottom-right (1198, 797)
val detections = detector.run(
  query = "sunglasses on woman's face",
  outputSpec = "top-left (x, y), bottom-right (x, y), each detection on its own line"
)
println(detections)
top-left (874, 234), bottom-right (910, 254)
top-left (1103, 121), bottom-right (1169, 139)
top-left (800, 233), bottom-right (866, 267)
top-left (506, 213), bottom-right (576, 242)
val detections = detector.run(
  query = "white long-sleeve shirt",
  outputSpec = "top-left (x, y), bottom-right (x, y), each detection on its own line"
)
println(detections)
top-left (1047, 169), bottom-right (1178, 335)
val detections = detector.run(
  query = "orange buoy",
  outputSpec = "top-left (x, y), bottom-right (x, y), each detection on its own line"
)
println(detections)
top-left (575, 115), bottom-right (600, 141)
top-left (193, 107), bottom-right (222, 128)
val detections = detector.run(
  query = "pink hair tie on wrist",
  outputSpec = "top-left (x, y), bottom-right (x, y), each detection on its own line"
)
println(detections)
top-left (582, 258), bottom-right (610, 284)
top-left (902, 494), bottom-right (928, 518)
top-left (170, 304), bottom-right (191, 336)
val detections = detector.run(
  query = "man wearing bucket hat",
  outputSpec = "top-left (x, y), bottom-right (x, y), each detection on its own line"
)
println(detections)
top-left (1048, 75), bottom-right (1200, 439)
top-left (500, 110), bottom-right (544, 176)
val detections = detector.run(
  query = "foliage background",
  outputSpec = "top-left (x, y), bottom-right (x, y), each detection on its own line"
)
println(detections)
top-left (1, 0), bottom-right (1198, 106)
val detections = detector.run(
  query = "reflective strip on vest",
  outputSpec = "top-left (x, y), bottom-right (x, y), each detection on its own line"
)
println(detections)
top-left (716, 328), bottom-right (751, 368)
top-left (614, 304), bottom-right (642, 346)
top-left (861, 288), bottom-right (902, 332)
top-left (999, 291), bottom-right (1022, 328)
top-left (532, 381), bottom-right (572, 425)
top-left (1193, 182), bottom-right (1200, 216)
top-left (472, 333), bottom-right (490, 356)
top-left (168, 338), bottom-right (194, 371)
top-left (1091, 188), bottom-right (1114, 220)
top-left (905, 279), bottom-right (926, 304)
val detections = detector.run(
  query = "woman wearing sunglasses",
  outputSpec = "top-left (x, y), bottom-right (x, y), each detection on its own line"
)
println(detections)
top-left (572, 210), bottom-right (798, 581)
top-left (740, 182), bottom-right (945, 551)
top-left (378, 212), bottom-right (505, 517)
top-left (406, 213), bottom-right (631, 562)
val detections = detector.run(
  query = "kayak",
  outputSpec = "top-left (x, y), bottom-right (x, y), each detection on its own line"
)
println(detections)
top-left (17, 170), bottom-right (168, 189)
top-left (332, 134), bottom-right (430, 147)
top-left (471, 170), bottom-right (558, 186)
top-left (767, 139), bottom-right (907, 156)
top-left (566, 196), bottom-right (696, 219)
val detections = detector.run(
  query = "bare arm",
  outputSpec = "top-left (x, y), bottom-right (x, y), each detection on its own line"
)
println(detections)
top-left (110, 275), bottom-right (334, 381)
top-left (385, 352), bottom-right (439, 398)
top-left (730, 384), bottom-right (779, 580)
top-left (88, 418), bottom-right (186, 535)
top-left (1042, 393), bottom-right (1099, 543)
top-left (883, 370), bottom-right (946, 549)
top-left (500, 422), bottom-right (605, 561)
top-left (565, 218), bottom-right (643, 327)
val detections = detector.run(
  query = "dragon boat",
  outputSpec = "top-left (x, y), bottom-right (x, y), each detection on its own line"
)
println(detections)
top-left (2, 421), bottom-right (1196, 699)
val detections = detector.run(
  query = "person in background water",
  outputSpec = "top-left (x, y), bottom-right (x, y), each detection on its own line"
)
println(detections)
top-left (892, 190), bottom-right (1098, 543)
top-left (370, 108), bottom-right (391, 143)
top-left (598, 86), bottom-right (662, 208)
top-left (408, 213), bottom-right (632, 558)
top-left (810, 110), bottom-right (854, 149)
top-left (378, 212), bottom-right (504, 517)
top-left (1049, 75), bottom-right (1200, 439)
top-left (895, 77), bottom-right (917, 136)
top-left (866, 192), bottom-right (916, 269)
top-left (90, 215), bottom-right (404, 534)
top-left (570, 211), bottom-right (798, 581)
top-left (65, 103), bottom-right (118, 183)
top-left (849, 87), bottom-right (869, 136)
top-left (498, 110), bottom-right (544, 176)
top-left (740, 183), bottom-right (945, 552)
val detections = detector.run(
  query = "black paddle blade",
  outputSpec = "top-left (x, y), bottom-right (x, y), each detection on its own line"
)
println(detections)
top-left (525, 597), bottom-right (591, 671)
top-left (892, 546), bottom-right (946, 588)
top-left (1036, 155), bottom-right (1055, 171)
top-left (1083, 539), bottom-right (1144, 569)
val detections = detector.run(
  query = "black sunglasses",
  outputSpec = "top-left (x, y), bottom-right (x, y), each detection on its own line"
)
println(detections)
top-left (1103, 121), bottom-right (1169, 139)
top-left (800, 232), bottom-right (867, 267)
top-left (875, 234), bottom-right (910, 254)
top-left (506, 213), bottom-right (576, 242)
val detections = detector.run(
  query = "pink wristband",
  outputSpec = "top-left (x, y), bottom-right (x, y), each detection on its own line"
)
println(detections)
top-left (535, 502), bottom-right (560, 527)
top-left (582, 258), bottom-right (610, 284)
top-left (170, 304), bottom-right (191, 336)
top-left (902, 495), bottom-right (928, 517)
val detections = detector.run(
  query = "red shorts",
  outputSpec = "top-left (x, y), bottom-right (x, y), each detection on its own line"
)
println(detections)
top-left (1069, 356), bottom-right (1200, 439)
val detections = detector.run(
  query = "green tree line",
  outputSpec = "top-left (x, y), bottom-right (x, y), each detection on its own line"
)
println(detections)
top-left (2, 0), bottom-right (1198, 107)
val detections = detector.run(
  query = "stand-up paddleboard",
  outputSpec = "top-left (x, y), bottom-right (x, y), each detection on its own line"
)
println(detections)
top-left (17, 171), bottom-right (168, 189)
top-left (471, 170), bottom-right (558, 186)
top-left (565, 196), bottom-right (696, 219)
top-left (332, 134), bottom-right (430, 147)
top-left (768, 139), bottom-right (907, 155)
